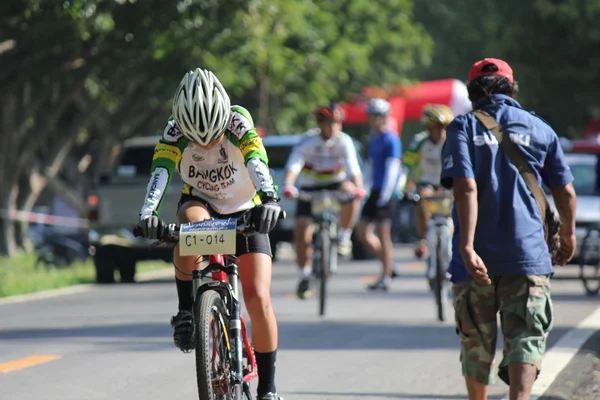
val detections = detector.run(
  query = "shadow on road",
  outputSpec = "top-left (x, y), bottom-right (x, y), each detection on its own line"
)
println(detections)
top-left (0, 322), bottom-right (169, 340)
top-left (277, 321), bottom-right (573, 352)
top-left (288, 391), bottom-right (507, 399)
top-left (278, 320), bottom-right (460, 350)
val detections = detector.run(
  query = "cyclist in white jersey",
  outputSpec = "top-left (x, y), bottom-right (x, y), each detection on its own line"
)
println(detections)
top-left (403, 104), bottom-right (454, 259)
top-left (136, 68), bottom-right (283, 400)
top-left (282, 103), bottom-right (364, 299)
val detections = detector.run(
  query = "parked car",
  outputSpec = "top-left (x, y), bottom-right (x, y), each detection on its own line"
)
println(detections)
top-left (88, 136), bottom-right (181, 283)
top-left (546, 152), bottom-right (600, 264)
top-left (261, 134), bottom-right (372, 260)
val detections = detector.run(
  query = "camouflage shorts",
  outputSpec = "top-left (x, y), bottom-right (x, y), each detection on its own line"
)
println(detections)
top-left (452, 275), bottom-right (553, 385)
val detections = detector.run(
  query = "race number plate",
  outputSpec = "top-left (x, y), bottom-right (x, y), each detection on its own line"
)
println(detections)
top-left (312, 194), bottom-right (340, 215)
top-left (179, 219), bottom-right (237, 256)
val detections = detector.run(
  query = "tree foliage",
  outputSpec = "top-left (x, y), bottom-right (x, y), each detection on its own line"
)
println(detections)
top-left (413, 0), bottom-right (600, 136)
top-left (0, 0), bottom-right (431, 255)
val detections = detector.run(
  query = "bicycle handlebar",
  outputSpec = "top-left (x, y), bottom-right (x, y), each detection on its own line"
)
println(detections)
top-left (132, 208), bottom-right (287, 244)
top-left (293, 189), bottom-right (365, 202)
top-left (400, 192), bottom-right (421, 203)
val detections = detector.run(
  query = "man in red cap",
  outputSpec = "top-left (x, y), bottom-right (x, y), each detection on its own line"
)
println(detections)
top-left (440, 58), bottom-right (577, 400)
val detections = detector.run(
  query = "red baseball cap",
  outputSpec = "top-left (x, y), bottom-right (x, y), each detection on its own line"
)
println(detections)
top-left (468, 58), bottom-right (514, 83)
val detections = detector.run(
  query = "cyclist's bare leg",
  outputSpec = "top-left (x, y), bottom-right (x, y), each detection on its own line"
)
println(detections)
top-left (339, 199), bottom-right (359, 230)
top-left (356, 220), bottom-right (383, 259)
top-left (174, 201), bottom-right (211, 280)
top-left (293, 216), bottom-right (314, 272)
top-left (238, 252), bottom-right (279, 396)
top-left (376, 220), bottom-right (394, 278)
top-left (238, 252), bottom-right (278, 351)
top-left (415, 185), bottom-right (434, 257)
top-left (337, 199), bottom-right (359, 255)
top-left (170, 200), bottom-right (211, 351)
top-left (338, 180), bottom-right (360, 230)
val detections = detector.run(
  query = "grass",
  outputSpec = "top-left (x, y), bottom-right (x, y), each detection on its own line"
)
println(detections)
top-left (0, 253), bottom-right (170, 298)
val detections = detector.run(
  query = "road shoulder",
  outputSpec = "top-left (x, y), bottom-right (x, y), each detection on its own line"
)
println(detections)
top-left (540, 328), bottom-right (600, 400)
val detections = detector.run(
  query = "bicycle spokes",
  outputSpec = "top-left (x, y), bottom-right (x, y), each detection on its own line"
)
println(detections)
top-left (210, 311), bottom-right (232, 397)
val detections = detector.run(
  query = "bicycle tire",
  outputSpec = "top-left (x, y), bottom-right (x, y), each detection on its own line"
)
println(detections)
top-left (579, 230), bottom-right (600, 296)
top-left (435, 232), bottom-right (446, 322)
top-left (319, 223), bottom-right (331, 316)
top-left (195, 290), bottom-right (239, 400)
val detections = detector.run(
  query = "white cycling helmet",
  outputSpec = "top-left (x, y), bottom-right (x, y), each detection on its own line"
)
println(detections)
top-left (367, 97), bottom-right (390, 116)
top-left (172, 68), bottom-right (231, 146)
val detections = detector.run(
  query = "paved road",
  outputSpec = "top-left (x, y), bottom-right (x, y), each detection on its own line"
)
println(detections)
top-left (1, 244), bottom-right (599, 400)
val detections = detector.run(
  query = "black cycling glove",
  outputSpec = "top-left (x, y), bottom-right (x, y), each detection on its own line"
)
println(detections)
top-left (253, 191), bottom-right (281, 234)
top-left (138, 216), bottom-right (166, 239)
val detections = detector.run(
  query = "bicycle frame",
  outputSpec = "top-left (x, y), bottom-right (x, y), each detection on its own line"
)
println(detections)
top-left (191, 254), bottom-right (258, 385)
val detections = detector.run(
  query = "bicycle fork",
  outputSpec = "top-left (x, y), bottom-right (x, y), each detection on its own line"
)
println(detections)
top-left (313, 220), bottom-right (338, 274)
top-left (426, 220), bottom-right (452, 281)
top-left (226, 262), bottom-right (257, 396)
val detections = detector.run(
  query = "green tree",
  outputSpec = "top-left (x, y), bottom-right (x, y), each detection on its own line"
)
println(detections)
top-left (211, 0), bottom-right (432, 132)
top-left (0, 0), bottom-right (431, 256)
top-left (413, 0), bottom-right (600, 136)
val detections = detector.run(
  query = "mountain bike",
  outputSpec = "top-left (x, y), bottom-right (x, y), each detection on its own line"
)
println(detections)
top-left (134, 209), bottom-right (286, 400)
top-left (295, 189), bottom-right (363, 316)
top-left (419, 191), bottom-right (454, 322)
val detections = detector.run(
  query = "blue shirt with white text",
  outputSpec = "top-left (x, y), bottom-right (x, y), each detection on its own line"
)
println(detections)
top-left (440, 94), bottom-right (573, 283)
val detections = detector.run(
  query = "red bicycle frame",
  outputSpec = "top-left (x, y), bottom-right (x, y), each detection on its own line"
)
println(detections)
top-left (208, 254), bottom-right (258, 383)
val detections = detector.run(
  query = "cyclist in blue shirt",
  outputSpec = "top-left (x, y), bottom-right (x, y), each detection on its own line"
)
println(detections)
top-left (356, 98), bottom-right (402, 291)
top-left (441, 58), bottom-right (576, 400)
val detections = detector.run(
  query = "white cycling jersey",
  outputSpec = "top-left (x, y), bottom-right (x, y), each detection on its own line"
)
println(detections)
top-left (403, 130), bottom-right (445, 186)
top-left (285, 129), bottom-right (362, 187)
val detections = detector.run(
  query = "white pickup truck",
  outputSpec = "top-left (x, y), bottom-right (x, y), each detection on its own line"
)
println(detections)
top-left (89, 136), bottom-right (182, 283)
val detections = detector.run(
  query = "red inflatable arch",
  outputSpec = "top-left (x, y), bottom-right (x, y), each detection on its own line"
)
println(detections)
top-left (340, 79), bottom-right (472, 136)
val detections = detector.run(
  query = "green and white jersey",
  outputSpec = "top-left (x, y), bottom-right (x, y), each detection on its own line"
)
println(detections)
top-left (139, 105), bottom-right (276, 217)
top-left (403, 130), bottom-right (445, 186)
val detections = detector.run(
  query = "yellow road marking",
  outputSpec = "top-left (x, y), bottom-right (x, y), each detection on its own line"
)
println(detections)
top-left (0, 355), bottom-right (61, 373)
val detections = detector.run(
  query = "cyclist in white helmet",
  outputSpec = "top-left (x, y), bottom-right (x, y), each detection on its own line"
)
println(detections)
top-left (136, 68), bottom-right (283, 400)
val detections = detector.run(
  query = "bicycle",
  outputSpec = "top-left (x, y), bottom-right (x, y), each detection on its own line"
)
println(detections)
top-left (133, 208), bottom-right (286, 400)
top-left (579, 227), bottom-right (600, 296)
top-left (294, 189), bottom-right (363, 316)
top-left (420, 191), bottom-right (454, 322)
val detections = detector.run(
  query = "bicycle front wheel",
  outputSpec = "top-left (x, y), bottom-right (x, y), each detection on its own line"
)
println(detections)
top-left (434, 230), bottom-right (450, 322)
top-left (579, 229), bottom-right (600, 296)
top-left (319, 223), bottom-right (331, 316)
top-left (195, 290), bottom-right (240, 400)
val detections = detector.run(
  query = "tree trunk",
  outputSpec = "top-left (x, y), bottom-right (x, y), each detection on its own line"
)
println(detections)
top-left (257, 72), bottom-right (270, 130)
top-left (0, 87), bottom-right (20, 256)
top-left (0, 180), bottom-right (19, 257)
top-left (14, 168), bottom-right (47, 252)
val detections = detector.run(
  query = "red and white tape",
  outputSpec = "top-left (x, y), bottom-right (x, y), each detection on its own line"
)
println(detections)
top-left (0, 209), bottom-right (89, 228)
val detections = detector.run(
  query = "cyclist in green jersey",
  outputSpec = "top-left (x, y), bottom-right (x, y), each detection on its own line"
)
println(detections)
top-left (403, 104), bottom-right (454, 259)
top-left (136, 68), bottom-right (283, 400)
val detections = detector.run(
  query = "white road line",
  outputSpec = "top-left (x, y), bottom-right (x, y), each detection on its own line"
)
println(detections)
top-left (501, 304), bottom-right (600, 400)
top-left (0, 268), bottom-right (173, 306)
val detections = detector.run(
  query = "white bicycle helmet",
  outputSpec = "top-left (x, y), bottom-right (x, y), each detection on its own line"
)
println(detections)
top-left (367, 97), bottom-right (390, 116)
top-left (172, 68), bottom-right (231, 146)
